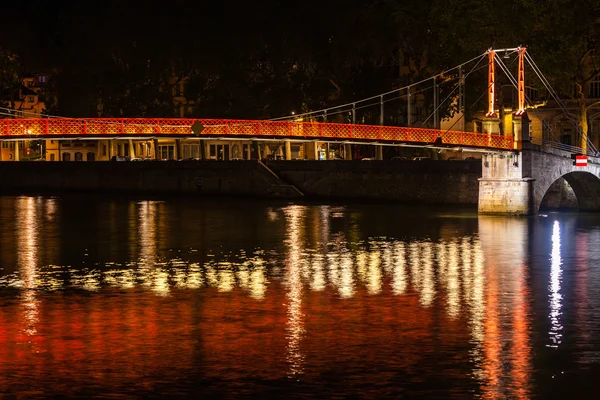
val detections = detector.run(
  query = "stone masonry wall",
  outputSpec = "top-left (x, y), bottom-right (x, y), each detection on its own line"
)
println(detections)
top-left (0, 160), bottom-right (482, 205)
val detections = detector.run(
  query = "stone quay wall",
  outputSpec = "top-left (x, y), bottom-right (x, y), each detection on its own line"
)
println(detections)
top-left (0, 160), bottom-right (482, 205)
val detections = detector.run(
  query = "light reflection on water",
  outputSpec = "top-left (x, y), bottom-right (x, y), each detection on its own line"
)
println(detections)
top-left (549, 220), bottom-right (563, 348)
top-left (0, 195), bottom-right (599, 398)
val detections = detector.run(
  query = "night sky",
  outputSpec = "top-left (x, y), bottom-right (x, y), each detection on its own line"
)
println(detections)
top-left (1, 1), bottom-right (599, 119)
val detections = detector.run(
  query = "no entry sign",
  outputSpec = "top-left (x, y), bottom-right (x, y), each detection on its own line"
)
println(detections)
top-left (575, 155), bottom-right (588, 167)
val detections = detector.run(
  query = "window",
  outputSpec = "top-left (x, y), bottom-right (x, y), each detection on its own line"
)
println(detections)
top-left (158, 145), bottom-right (174, 160)
top-left (62, 153), bottom-right (71, 161)
top-left (27, 96), bottom-right (35, 103)
top-left (86, 152), bottom-right (95, 161)
top-left (50, 154), bottom-right (55, 161)
top-left (210, 144), bottom-right (216, 157)
top-left (37, 75), bottom-right (46, 84)
top-left (562, 128), bottom-right (572, 145)
top-left (542, 119), bottom-right (552, 141)
top-left (74, 152), bottom-right (83, 161)
top-left (590, 79), bottom-right (600, 98)
top-left (525, 86), bottom-right (537, 101)
top-left (475, 121), bottom-right (483, 133)
top-left (102, 144), bottom-right (107, 156)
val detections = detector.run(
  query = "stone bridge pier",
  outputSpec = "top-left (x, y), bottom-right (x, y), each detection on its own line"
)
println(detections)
top-left (478, 143), bottom-right (600, 215)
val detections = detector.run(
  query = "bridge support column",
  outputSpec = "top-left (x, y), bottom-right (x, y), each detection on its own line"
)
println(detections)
top-left (148, 140), bottom-right (155, 160)
top-left (512, 113), bottom-right (531, 150)
top-left (128, 139), bottom-right (136, 159)
top-left (254, 141), bottom-right (262, 160)
top-left (284, 141), bottom-right (292, 160)
top-left (344, 144), bottom-right (352, 160)
top-left (175, 139), bottom-right (182, 160)
top-left (376, 145), bottom-right (383, 160)
top-left (305, 142), bottom-right (317, 160)
top-left (200, 139), bottom-right (207, 160)
top-left (478, 152), bottom-right (535, 215)
top-left (15, 141), bottom-right (20, 161)
top-left (153, 139), bottom-right (159, 160)
top-left (110, 140), bottom-right (117, 158)
top-left (482, 117), bottom-right (501, 135)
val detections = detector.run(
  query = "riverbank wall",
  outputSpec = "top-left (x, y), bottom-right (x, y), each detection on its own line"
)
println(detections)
top-left (0, 160), bottom-right (482, 205)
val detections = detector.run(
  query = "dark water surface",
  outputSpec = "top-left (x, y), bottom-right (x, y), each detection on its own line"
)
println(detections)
top-left (1, 195), bottom-right (600, 399)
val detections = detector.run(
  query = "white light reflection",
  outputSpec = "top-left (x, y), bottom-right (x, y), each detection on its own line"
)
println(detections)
top-left (391, 242), bottom-right (407, 295)
top-left (327, 252), bottom-right (340, 291)
top-left (468, 239), bottom-right (486, 378)
top-left (249, 264), bottom-right (266, 299)
top-left (339, 253), bottom-right (355, 299)
top-left (446, 240), bottom-right (461, 318)
top-left (419, 242), bottom-right (435, 307)
top-left (138, 201), bottom-right (171, 296)
top-left (310, 254), bottom-right (326, 292)
top-left (409, 242), bottom-right (422, 291)
top-left (366, 245), bottom-right (382, 295)
top-left (356, 250), bottom-right (368, 285)
top-left (283, 205), bottom-right (306, 377)
top-left (470, 241), bottom-right (485, 346)
top-left (217, 268), bottom-right (235, 292)
top-left (16, 197), bottom-right (40, 336)
top-left (548, 220), bottom-right (563, 348)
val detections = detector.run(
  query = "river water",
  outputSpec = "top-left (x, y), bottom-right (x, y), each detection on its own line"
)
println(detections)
top-left (0, 194), bottom-right (599, 398)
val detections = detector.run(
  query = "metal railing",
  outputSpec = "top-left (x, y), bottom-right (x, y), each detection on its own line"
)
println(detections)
top-left (530, 137), bottom-right (597, 156)
top-left (0, 118), bottom-right (515, 150)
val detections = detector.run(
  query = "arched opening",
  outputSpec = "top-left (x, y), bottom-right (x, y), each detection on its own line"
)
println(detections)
top-left (86, 152), bottom-right (95, 161)
top-left (62, 152), bottom-right (71, 161)
top-left (540, 172), bottom-right (600, 212)
top-left (74, 152), bottom-right (83, 161)
top-left (539, 177), bottom-right (578, 211)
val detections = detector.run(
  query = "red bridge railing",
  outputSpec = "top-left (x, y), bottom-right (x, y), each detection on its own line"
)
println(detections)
top-left (1, 118), bottom-right (514, 150)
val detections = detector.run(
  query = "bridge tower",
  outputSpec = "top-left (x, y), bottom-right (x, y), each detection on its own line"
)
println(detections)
top-left (482, 50), bottom-right (501, 137)
top-left (479, 47), bottom-right (535, 215)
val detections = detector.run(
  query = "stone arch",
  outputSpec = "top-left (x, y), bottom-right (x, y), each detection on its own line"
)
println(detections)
top-left (86, 152), bottom-right (95, 161)
top-left (62, 152), bottom-right (71, 161)
top-left (74, 152), bottom-right (83, 161)
top-left (537, 171), bottom-right (600, 212)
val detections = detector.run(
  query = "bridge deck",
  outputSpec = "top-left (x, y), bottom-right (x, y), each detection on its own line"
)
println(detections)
top-left (1, 118), bottom-right (514, 150)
